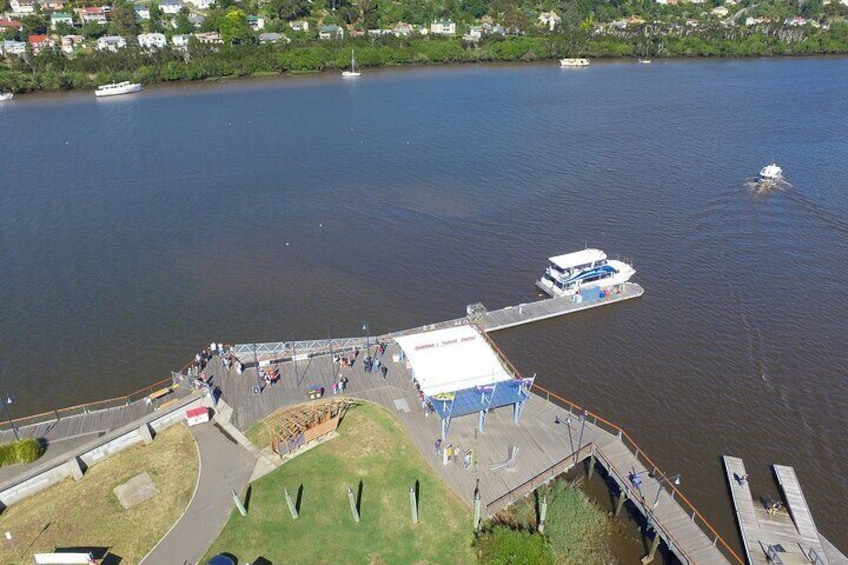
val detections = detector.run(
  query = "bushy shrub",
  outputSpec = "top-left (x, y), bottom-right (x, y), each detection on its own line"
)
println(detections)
top-left (474, 525), bottom-right (554, 565)
top-left (0, 438), bottom-right (45, 466)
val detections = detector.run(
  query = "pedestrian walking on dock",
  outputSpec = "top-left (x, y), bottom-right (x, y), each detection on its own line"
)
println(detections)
top-left (434, 438), bottom-right (442, 455)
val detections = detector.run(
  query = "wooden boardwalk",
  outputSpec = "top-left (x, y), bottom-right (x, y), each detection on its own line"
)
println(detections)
top-left (214, 339), bottom-right (736, 564)
top-left (722, 455), bottom-right (842, 565)
top-left (480, 282), bottom-right (644, 332)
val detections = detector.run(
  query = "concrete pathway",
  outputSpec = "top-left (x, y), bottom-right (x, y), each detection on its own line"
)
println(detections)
top-left (140, 421), bottom-right (256, 565)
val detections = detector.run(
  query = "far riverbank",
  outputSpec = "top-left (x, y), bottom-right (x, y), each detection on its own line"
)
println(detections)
top-left (3, 31), bottom-right (848, 96)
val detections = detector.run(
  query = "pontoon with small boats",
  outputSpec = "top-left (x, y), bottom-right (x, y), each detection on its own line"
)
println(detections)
top-left (536, 248), bottom-right (635, 298)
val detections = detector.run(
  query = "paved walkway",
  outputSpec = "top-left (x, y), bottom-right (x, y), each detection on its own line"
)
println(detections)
top-left (139, 421), bottom-right (256, 565)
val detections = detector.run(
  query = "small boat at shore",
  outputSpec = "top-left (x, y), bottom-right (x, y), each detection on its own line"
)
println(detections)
top-left (342, 50), bottom-right (361, 78)
top-left (0, 92), bottom-right (13, 101)
top-left (560, 58), bottom-right (590, 67)
top-left (95, 81), bottom-right (143, 97)
top-left (638, 58), bottom-right (652, 64)
top-left (536, 248), bottom-right (635, 298)
top-left (758, 163), bottom-right (783, 183)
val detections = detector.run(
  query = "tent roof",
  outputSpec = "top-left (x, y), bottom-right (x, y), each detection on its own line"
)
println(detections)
top-left (395, 325), bottom-right (514, 397)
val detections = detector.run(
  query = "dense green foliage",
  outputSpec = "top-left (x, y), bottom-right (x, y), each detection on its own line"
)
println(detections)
top-left (3, 23), bottom-right (848, 95)
top-left (2, 0), bottom-right (848, 93)
top-left (492, 479), bottom-right (613, 564)
top-left (0, 438), bottom-right (44, 466)
top-left (474, 526), bottom-right (555, 565)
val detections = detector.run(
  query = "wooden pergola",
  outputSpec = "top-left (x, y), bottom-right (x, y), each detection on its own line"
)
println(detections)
top-left (263, 399), bottom-right (354, 456)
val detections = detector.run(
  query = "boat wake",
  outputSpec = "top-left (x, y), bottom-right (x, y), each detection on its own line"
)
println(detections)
top-left (744, 177), bottom-right (792, 194)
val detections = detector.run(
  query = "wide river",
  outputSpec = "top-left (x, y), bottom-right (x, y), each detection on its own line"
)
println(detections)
top-left (1, 58), bottom-right (847, 551)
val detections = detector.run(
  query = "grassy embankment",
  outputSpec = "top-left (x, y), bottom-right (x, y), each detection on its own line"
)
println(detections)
top-left (0, 424), bottom-right (198, 564)
top-left (206, 401), bottom-right (476, 564)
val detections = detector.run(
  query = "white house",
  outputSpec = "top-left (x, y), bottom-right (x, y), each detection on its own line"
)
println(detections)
top-left (711, 6), bottom-right (729, 17)
top-left (318, 25), bottom-right (343, 40)
top-left (0, 39), bottom-right (27, 55)
top-left (464, 25), bottom-right (482, 40)
top-left (289, 20), bottom-right (308, 32)
top-left (137, 32), bottom-right (167, 49)
top-left (9, 0), bottom-right (36, 16)
top-left (538, 11), bottom-right (561, 31)
top-left (159, 0), bottom-right (183, 15)
top-left (258, 32), bottom-right (284, 44)
top-left (183, 0), bottom-right (214, 9)
top-left (171, 33), bottom-right (191, 48)
top-left (134, 4), bottom-right (150, 20)
top-left (392, 22), bottom-right (413, 36)
top-left (0, 18), bottom-right (24, 33)
top-left (430, 19), bottom-right (456, 35)
top-left (96, 35), bottom-right (127, 51)
top-left (50, 12), bottom-right (74, 30)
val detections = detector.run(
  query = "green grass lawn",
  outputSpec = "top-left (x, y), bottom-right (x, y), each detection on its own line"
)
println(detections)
top-left (206, 402), bottom-right (476, 564)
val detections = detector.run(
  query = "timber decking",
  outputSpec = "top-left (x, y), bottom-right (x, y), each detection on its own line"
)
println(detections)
top-left (723, 455), bottom-right (838, 565)
top-left (215, 343), bottom-right (733, 565)
top-left (480, 282), bottom-right (644, 332)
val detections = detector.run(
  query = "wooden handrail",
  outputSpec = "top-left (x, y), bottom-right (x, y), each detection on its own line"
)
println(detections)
top-left (478, 333), bottom-right (742, 563)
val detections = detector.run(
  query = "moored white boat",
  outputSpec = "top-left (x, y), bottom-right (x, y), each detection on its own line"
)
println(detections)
top-left (536, 248), bottom-right (635, 298)
top-left (560, 58), bottom-right (590, 67)
top-left (638, 58), bottom-right (652, 64)
top-left (758, 163), bottom-right (783, 183)
top-left (95, 81), bottom-right (143, 97)
top-left (342, 49), bottom-right (361, 78)
top-left (0, 92), bottom-right (13, 101)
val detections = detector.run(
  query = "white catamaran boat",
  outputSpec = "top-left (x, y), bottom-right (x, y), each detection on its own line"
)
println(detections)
top-left (758, 163), bottom-right (783, 183)
top-left (342, 50), bottom-right (361, 78)
top-left (560, 58), bottom-right (590, 67)
top-left (536, 248), bottom-right (635, 298)
top-left (95, 81), bottom-right (143, 97)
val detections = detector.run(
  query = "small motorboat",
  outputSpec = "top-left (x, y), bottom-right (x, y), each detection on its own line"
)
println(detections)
top-left (758, 163), bottom-right (783, 183)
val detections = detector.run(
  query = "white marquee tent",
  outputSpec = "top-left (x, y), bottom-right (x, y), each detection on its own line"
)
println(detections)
top-left (394, 325), bottom-right (514, 397)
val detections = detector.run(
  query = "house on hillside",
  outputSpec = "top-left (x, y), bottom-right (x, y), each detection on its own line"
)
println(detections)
top-left (137, 32), bottom-right (167, 49)
top-left (0, 18), bottom-right (24, 33)
top-left (50, 12), bottom-right (74, 30)
top-left (430, 19), bottom-right (455, 35)
top-left (247, 15), bottom-right (264, 31)
top-left (42, 0), bottom-right (67, 11)
top-left (711, 6), bottom-right (729, 17)
top-left (60, 33), bottom-right (84, 53)
top-left (79, 7), bottom-right (109, 25)
top-left (259, 32), bottom-right (285, 44)
top-left (159, 0), bottom-right (183, 15)
top-left (392, 22), bottom-right (413, 36)
top-left (193, 31), bottom-right (222, 43)
top-left (9, 0), bottom-right (36, 16)
top-left (171, 33), bottom-right (191, 48)
top-left (96, 35), bottom-right (126, 51)
top-left (538, 11), bottom-right (561, 31)
top-left (0, 39), bottom-right (27, 54)
top-left (318, 25), bottom-right (343, 39)
top-left (463, 25), bottom-right (482, 41)
top-left (29, 34), bottom-right (56, 54)
top-left (134, 4), bottom-right (150, 20)
top-left (289, 20), bottom-right (308, 32)
top-left (184, 0), bottom-right (214, 9)
top-left (187, 14), bottom-right (205, 27)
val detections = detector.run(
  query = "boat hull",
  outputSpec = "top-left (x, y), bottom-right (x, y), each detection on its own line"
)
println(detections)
top-left (341, 72), bottom-right (361, 78)
top-left (560, 58), bottom-right (590, 67)
top-left (95, 83), bottom-right (143, 97)
top-left (0, 93), bottom-right (13, 101)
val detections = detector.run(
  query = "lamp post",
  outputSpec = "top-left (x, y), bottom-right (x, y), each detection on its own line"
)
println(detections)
top-left (651, 473), bottom-right (682, 510)
top-left (362, 322), bottom-right (370, 357)
top-left (2, 394), bottom-right (19, 441)
top-left (252, 343), bottom-right (262, 395)
top-left (576, 410), bottom-right (588, 458)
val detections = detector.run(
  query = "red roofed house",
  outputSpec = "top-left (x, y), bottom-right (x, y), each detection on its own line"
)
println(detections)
top-left (0, 19), bottom-right (24, 33)
top-left (28, 34), bottom-right (56, 54)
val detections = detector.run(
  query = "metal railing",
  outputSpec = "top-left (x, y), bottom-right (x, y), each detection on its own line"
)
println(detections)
top-left (232, 337), bottom-right (375, 362)
top-left (479, 334), bottom-right (744, 565)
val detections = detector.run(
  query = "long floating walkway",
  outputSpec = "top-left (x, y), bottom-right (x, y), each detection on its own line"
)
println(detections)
top-left (480, 282), bottom-right (644, 332)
